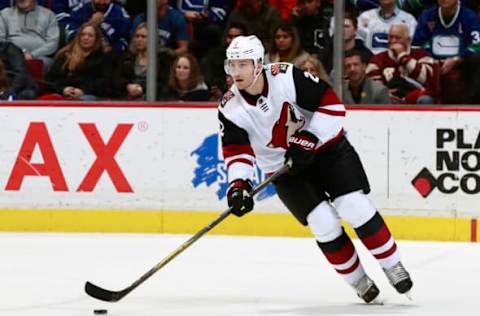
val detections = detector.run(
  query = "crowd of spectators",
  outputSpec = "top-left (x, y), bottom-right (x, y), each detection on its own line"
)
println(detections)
top-left (0, 0), bottom-right (479, 104)
top-left (341, 0), bottom-right (480, 104)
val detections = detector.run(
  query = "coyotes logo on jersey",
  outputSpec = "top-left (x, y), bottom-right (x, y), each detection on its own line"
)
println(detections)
top-left (268, 102), bottom-right (305, 149)
top-left (220, 90), bottom-right (235, 108)
top-left (270, 63), bottom-right (289, 76)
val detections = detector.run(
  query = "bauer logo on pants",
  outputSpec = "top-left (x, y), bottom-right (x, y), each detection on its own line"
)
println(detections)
top-left (190, 134), bottom-right (276, 200)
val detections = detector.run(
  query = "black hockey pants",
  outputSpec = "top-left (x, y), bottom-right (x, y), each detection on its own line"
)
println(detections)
top-left (273, 136), bottom-right (370, 225)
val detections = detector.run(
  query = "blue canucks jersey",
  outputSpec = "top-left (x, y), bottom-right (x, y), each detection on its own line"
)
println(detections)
top-left (168, 0), bottom-right (227, 23)
top-left (412, 4), bottom-right (480, 58)
top-left (66, 1), bottom-right (132, 52)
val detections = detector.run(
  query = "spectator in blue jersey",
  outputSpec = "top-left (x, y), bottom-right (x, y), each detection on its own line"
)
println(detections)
top-left (159, 53), bottom-right (209, 101)
top-left (132, 0), bottom-right (189, 55)
top-left (65, 0), bottom-right (132, 53)
top-left (50, 0), bottom-right (85, 26)
top-left (413, 0), bottom-right (480, 103)
top-left (0, 0), bottom-right (59, 69)
top-left (413, 0), bottom-right (480, 73)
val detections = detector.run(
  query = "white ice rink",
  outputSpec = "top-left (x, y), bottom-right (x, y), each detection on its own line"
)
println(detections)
top-left (1, 232), bottom-right (479, 316)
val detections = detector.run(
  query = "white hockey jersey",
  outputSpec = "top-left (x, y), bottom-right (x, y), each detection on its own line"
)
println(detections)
top-left (218, 63), bottom-right (346, 182)
top-left (357, 7), bottom-right (417, 54)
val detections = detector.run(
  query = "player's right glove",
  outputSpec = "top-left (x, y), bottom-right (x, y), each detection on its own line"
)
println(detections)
top-left (285, 130), bottom-right (318, 175)
top-left (227, 179), bottom-right (254, 217)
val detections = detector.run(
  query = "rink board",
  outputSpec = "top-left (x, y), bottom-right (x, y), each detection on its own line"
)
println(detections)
top-left (0, 102), bottom-right (479, 242)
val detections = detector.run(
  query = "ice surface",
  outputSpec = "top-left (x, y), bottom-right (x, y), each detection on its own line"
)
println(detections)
top-left (1, 233), bottom-right (479, 315)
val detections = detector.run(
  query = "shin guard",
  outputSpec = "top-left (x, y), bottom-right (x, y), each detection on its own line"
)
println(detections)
top-left (355, 212), bottom-right (400, 269)
top-left (316, 229), bottom-right (365, 284)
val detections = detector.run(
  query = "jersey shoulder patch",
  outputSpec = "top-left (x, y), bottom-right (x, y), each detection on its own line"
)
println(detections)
top-left (270, 63), bottom-right (290, 76)
top-left (220, 90), bottom-right (235, 108)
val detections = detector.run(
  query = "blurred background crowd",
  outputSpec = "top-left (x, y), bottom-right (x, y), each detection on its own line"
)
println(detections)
top-left (1, 0), bottom-right (480, 104)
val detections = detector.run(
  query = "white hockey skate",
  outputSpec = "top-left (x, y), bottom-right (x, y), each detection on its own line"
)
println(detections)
top-left (383, 261), bottom-right (413, 299)
top-left (351, 274), bottom-right (380, 304)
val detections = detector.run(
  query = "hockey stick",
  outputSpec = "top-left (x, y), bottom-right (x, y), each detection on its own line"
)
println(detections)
top-left (84, 163), bottom-right (290, 302)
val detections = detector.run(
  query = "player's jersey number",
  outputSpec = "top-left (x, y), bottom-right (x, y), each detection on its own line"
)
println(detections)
top-left (303, 71), bottom-right (320, 83)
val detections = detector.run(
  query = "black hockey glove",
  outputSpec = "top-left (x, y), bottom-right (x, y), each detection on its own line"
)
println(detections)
top-left (227, 179), bottom-right (254, 217)
top-left (285, 130), bottom-right (319, 175)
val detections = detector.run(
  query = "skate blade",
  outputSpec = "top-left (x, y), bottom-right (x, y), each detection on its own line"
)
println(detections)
top-left (369, 298), bottom-right (385, 305)
top-left (404, 291), bottom-right (413, 301)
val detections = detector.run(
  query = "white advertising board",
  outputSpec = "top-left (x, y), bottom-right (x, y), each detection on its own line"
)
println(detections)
top-left (345, 109), bottom-right (480, 217)
top-left (0, 104), bottom-right (479, 218)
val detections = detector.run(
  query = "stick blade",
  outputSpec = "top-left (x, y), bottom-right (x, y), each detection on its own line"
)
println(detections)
top-left (85, 281), bottom-right (127, 302)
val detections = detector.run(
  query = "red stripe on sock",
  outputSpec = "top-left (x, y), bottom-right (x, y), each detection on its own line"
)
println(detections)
top-left (374, 243), bottom-right (398, 260)
top-left (361, 225), bottom-right (392, 250)
top-left (323, 239), bottom-right (355, 265)
top-left (336, 257), bottom-right (360, 275)
top-left (226, 158), bottom-right (253, 168)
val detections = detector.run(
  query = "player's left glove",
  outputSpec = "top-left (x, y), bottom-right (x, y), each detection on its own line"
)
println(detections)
top-left (227, 179), bottom-right (254, 217)
top-left (285, 130), bottom-right (318, 175)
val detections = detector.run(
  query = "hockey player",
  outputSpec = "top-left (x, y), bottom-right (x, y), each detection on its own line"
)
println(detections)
top-left (218, 35), bottom-right (413, 303)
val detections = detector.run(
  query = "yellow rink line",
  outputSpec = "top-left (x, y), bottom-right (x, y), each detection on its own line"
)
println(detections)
top-left (0, 209), bottom-right (477, 242)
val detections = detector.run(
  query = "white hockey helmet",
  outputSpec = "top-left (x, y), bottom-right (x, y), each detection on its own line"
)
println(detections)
top-left (226, 35), bottom-right (265, 64)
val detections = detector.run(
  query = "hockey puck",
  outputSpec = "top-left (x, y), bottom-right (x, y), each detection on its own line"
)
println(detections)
top-left (93, 309), bottom-right (107, 314)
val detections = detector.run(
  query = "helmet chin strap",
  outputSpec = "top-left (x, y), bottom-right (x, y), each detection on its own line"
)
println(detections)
top-left (245, 60), bottom-right (263, 91)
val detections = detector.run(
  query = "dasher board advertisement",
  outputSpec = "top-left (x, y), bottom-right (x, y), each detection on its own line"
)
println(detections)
top-left (0, 103), bottom-right (479, 220)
